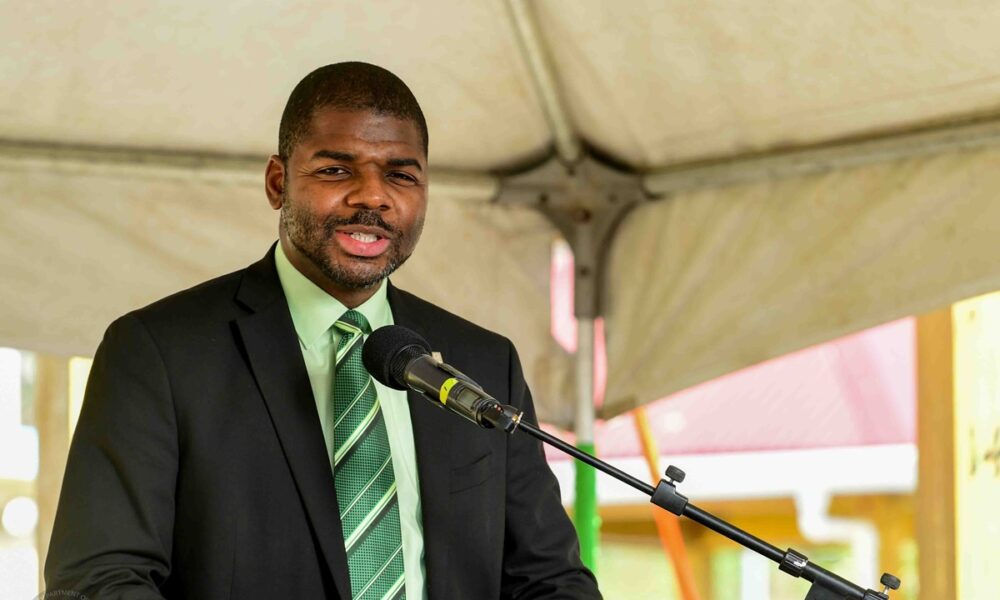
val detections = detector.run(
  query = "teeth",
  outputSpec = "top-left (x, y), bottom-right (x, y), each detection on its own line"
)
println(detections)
top-left (350, 232), bottom-right (378, 243)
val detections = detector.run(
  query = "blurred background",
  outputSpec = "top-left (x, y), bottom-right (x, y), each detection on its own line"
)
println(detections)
top-left (2, 1), bottom-right (999, 599)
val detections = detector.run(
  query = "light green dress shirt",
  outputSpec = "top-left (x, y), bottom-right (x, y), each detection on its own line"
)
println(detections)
top-left (275, 244), bottom-right (426, 599)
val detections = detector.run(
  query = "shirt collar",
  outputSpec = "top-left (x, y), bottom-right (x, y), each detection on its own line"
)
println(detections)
top-left (274, 243), bottom-right (392, 349)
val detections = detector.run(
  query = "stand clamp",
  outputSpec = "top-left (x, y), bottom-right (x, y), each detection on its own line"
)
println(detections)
top-left (650, 465), bottom-right (689, 516)
top-left (860, 574), bottom-right (901, 600)
top-left (780, 548), bottom-right (809, 578)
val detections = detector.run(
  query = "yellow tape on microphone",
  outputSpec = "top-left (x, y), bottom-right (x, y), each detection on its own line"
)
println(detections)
top-left (439, 377), bottom-right (459, 405)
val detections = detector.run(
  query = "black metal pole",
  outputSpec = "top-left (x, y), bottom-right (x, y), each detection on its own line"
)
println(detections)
top-left (519, 420), bottom-right (655, 496)
top-left (682, 504), bottom-right (784, 562)
top-left (515, 419), bottom-right (892, 600)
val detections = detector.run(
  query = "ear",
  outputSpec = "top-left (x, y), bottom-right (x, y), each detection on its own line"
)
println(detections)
top-left (264, 155), bottom-right (286, 210)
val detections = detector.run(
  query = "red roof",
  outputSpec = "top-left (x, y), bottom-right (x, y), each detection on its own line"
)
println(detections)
top-left (546, 243), bottom-right (916, 460)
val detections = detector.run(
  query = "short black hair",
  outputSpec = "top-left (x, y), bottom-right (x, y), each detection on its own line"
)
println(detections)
top-left (278, 62), bottom-right (428, 161)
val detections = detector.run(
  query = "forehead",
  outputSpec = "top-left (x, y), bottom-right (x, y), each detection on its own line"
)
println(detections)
top-left (293, 107), bottom-right (424, 161)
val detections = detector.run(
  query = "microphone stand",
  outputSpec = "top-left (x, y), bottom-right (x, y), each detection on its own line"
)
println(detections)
top-left (482, 403), bottom-right (902, 600)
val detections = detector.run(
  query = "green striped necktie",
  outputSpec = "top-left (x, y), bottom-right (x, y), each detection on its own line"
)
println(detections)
top-left (332, 310), bottom-right (406, 600)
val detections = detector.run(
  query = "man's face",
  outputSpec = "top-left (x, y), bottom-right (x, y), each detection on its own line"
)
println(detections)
top-left (267, 108), bottom-right (427, 301)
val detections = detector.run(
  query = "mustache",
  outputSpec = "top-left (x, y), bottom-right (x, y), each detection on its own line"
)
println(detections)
top-left (322, 210), bottom-right (397, 236)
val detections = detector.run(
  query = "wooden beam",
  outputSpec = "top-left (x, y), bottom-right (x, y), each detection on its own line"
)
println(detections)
top-left (949, 293), bottom-right (1000, 599)
top-left (916, 309), bottom-right (956, 600)
top-left (34, 354), bottom-right (70, 593)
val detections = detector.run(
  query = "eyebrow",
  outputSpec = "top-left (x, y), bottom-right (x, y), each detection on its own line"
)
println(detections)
top-left (309, 150), bottom-right (423, 172)
top-left (387, 157), bottom-right (423, 172)
top-left (310, 150), bottom-right (355, 162)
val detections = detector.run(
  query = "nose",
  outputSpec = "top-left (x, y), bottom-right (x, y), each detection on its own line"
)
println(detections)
top-left (345, 168), bottom-right (391, 210)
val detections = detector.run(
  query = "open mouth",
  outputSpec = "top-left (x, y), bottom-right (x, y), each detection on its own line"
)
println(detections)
top-left (334, 229), bottom-right (392, 258)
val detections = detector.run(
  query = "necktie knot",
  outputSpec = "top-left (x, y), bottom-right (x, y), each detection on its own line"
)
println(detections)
top-left (335, 309), bottom-right (371, 336)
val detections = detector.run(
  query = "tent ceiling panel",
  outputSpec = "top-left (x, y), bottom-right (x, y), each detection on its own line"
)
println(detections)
top-left (0, 1), bottom-right (549, 170)
top-left (6, 2), bottom-right (1000, 172)
top-left (4, 2), bottom-right (1000, 424)
top-left (537, 0), bottom-right (1000, 168)
top-left (0, 170), bottom-right (274, 357)
top-left (602, 145), bottom-right (1000, 418)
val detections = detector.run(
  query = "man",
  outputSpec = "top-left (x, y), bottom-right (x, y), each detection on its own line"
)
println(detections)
top-left (45, 62), bottom-right (601, 599)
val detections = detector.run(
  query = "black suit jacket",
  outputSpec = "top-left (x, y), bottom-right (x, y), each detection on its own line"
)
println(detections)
top-left (45, 248), bottom-right (600, 600)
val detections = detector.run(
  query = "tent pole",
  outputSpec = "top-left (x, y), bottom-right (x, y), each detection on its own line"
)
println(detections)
top-left (643, 115), bottom-right (1000, 196)
top-left (495, 153), bottom-right (650, 576)
top-left (504, 0), bottom-right (581, 163)
top-left (574, 317), bottom-right (599, 572)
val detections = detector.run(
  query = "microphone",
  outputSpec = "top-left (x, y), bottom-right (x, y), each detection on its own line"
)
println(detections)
top-left (362, 325), bottom-right (522, 432)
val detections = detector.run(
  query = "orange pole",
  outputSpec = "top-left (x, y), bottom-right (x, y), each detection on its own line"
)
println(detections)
top-left (633, 407), bottom-right (701, 600)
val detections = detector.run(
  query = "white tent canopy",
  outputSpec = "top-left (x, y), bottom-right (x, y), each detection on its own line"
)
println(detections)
top-left (3, 0), bottom-right (1000, 424)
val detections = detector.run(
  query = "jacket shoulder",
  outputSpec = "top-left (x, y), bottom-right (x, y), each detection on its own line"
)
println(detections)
top-left (390, 286), bottom-right (511, 349)
top-left (112, 266), bottom-right (250, 340)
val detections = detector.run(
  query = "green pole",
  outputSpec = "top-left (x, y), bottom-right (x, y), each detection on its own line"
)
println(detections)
top-left (574, 442), bottom-right (600, 572)
top-left (573, 318), bottom-right (599, 573)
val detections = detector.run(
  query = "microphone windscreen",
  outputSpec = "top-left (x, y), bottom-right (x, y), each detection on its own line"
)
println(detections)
top-left (362, 325), bottom-right (432, 390)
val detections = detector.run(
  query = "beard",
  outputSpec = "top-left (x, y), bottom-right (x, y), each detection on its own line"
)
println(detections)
top-left (280, 192), bottom-right (421, 290)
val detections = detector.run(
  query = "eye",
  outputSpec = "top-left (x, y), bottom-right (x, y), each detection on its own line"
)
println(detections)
top-left (316, 166), bottom-right (349, 177)
top-left (388, 172), bottom-right (418, 185)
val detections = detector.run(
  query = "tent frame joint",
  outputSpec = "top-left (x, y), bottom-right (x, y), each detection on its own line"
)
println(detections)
top-left (496, 153), bottom-right (650, 319)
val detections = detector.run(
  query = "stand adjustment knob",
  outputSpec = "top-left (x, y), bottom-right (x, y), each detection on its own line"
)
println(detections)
top-left (880, 573), bottom-right (900, 591)
top-left (665, 465), bottom-right (685, 483)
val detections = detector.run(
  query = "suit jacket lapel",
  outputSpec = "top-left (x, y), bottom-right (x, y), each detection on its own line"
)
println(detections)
top-left (234, 249), bottom-right (353, 600)
top-left (387, 282), bottom-right (455, 600)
